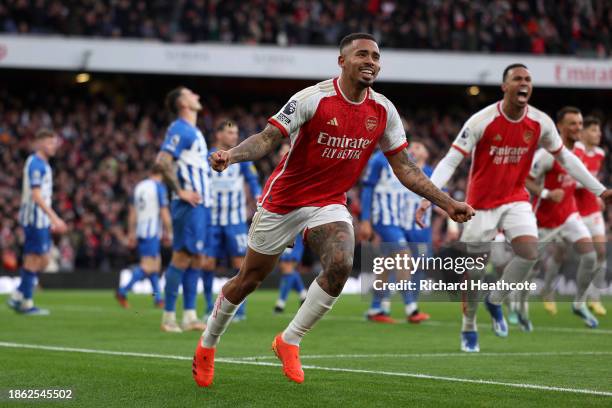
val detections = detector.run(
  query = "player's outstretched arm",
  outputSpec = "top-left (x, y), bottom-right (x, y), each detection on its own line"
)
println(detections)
top-left (210, 124), bottom-right (283, 172)
top-left (155, 151), bottom-right (201, 206)
top-left (554, 147), bottom-right (612, 204)
top-left (387, 149), bottom-right (474, 223)
top-left (127, 204), bottom-right (137, 248)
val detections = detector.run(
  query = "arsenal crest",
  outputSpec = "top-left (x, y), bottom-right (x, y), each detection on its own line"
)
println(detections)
top-left (365, 116), bottom-right (378, 131)
top-left (523, 130), bottom-right (534, 143)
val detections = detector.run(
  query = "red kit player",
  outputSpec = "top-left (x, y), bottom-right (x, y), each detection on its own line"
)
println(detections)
top-left (574, 116), bottom-right (608, 316)
top-left (526, 107), bottom-right (600, 329)
top-left (191, 33), bottom-right (474, 386)
top-left (417, 64), bottom-right (612, 352)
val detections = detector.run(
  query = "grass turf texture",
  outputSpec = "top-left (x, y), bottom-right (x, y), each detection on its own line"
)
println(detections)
top-left (1, 290), bottom-right (611, 407)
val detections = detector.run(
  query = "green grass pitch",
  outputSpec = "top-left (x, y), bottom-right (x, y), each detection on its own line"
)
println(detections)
top-left (1, 290), bottom-right (611, 407)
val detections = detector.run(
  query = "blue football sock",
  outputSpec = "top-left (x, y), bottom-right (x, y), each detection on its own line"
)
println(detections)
top-left (20, 269), bottom-right (37, 300)
top-left (402, 270), bottom-right (423, 305)
top-left (120, 266), bottom-right (145, 296)
top-left (17, 268), bottom-right (27, 294)
top-left (182, 267), bottom-right (201, 311)
top-left (148, 272), bottom-right (162, 303)
top-left (164, 264), bottom-right (184, 312)
top-left (278, 274), bottom-right (293, 302)
top-left (201, 270), bottom-right (214, 314)
top-left (291, 270), bottom-right (305, 294)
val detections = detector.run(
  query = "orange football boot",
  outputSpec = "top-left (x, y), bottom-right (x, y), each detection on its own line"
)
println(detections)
top-left (192, 340), bottom-right (215, 387)
top-left (408, 311), bottom-right (430, 324)
top-left (115, 291), bottom-right (130, 309)
top-left (272, 333), bottom-right (304, 384)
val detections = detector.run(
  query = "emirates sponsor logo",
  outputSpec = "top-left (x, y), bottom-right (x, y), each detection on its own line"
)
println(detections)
top-left (317, 132), bottom-right (372, 160)
top-left (489, 146), bottom-right (530, 165)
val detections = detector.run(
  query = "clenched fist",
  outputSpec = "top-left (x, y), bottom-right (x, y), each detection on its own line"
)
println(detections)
top-left (209, 150), bottom-right (232, 172)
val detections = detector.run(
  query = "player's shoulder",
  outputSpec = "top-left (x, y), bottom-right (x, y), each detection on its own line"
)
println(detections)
top-left (368, 88), bottom-right (393, 109)
top-left (526, 105), bottom-right (554, 126)
top-left (594, 146), bottom-right (605, 157)
top-left (466, 102), bottom-right (499, 128)
top-left (168, 118), bottom-right (194, 135)
top-left (573, 141), bottom-right (586, 151)
top-left (27, 154), bottom-right (46, 170)
top-left (293, 78), bottom-right (336, 102)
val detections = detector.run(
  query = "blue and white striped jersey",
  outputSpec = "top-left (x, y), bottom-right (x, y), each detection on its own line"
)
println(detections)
top-left (161, 118), bottom-right (212, 206)
top-left (133, 178), bottom-right (169, 239)
top-left (209, 148), bottom-right (262, 226)
top-left (19, 154), bottom-right (53, 229)
top-left (360, 151), bottom-right (433, 231)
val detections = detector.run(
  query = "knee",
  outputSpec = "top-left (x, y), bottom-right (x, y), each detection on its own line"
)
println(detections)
top-left (579, 250), bottom-right (597, 270)
top-left (171, 251), bottom-right (190, 269)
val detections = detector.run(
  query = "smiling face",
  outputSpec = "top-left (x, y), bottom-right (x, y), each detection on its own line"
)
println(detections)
top-left (558, 112), bottom-right (583, 142)
top-left (338, 39), bottom-right (381, 88)
top-left (501, 66), bottom-right (533, 109)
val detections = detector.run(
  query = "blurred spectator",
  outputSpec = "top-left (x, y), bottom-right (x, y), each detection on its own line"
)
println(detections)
top-left (1, 0), bottom-right (610, 57)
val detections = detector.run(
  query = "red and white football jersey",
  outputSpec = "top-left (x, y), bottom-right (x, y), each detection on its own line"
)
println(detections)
top-left (573, 141), bottom-right (605, 217)
top-left (262, 78), bottom-right (407, 214)
top-left (451, 101), bottom-right (563, 210)
top-left (529, 148), bottom-right (578, 228)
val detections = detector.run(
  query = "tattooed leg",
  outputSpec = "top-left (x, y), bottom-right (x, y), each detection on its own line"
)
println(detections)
top-left (281, 221), bottom-right (355, 346)
top-left (307, 221), bottom-right (355, 296)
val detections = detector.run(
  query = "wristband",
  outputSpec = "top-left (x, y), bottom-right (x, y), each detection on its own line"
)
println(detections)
top-left (540, 188), bottom-right (550, 199)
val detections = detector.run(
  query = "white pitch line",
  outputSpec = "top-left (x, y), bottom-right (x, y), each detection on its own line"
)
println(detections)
top-left (0, 341), bottom-right (611, 397)
top-left (324, 316), bottom-right (612, 334)
top-left (234, 351), bottom-right (612, 360)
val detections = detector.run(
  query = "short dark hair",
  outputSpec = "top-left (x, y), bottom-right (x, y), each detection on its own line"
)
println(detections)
top-left (35, 128), bottom-right (56, 140)
top-left (583, 115), bottom-right (601, 129)
top-left (216, 119), bottom-right (236, 132)
top-left (151, 163), bottom-right (164, 176)
top-left (502, 63), bottom-right (528, 82)
top-left (339, 33), bottom-right (377, 53)
top-left (556, 106), bottom-right (581, 123)
top-left (165, 86), bottom-right (185, 115)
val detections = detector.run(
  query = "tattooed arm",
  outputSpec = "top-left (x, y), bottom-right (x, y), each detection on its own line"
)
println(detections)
top-left (387, 148), bottom-right (474, 223)
top-left (155, 151), bottom-right (201, 206)
top-left (210, 124), bottom-right (284, 171)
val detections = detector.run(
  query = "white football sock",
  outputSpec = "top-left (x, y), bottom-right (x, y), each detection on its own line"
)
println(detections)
top-left (162, 311), bottom-right (176, 323)
top-left (182, 309), bottom-right (197, 323)
top-left (381, 298), bottom-right (391, 314)
top-left (405, 302), bottom-right (417, 316)
top-left (489, 256), bottom-right (536, 305)
top-left (587, 261), bottom-right (607, 302)
top-left (574, 252), bottom-right (598, 306)
top-left (276, 299), bottom-right (286, 309)
top-left (542, 256), bottom-right (562, 300)
top-left (201, 292), bottom-right (239, 348)
top-left (282, 280), bottom-right (338, 346)
top-left (11, 290), bottom-right (23, 302)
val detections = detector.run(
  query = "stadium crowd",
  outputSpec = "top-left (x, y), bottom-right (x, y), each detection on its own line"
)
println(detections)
top-left (1, 87), bottom-right (611, 270)
top-left (1, 0), bottom-right (611, 57)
